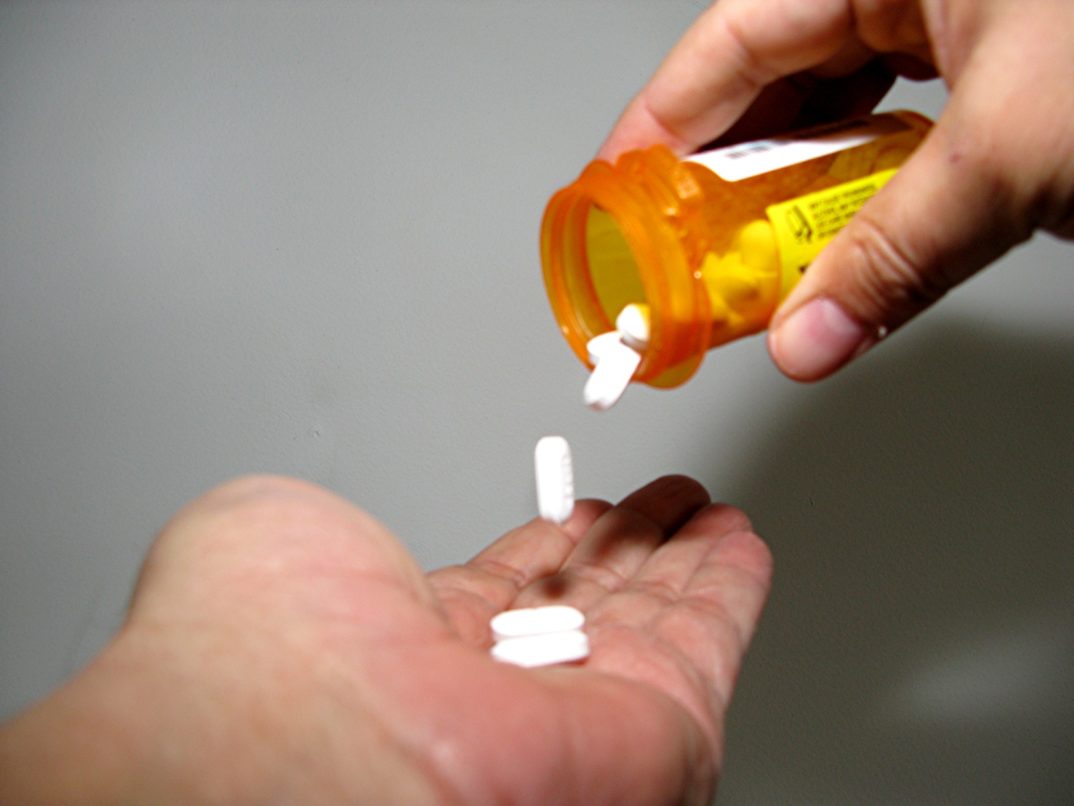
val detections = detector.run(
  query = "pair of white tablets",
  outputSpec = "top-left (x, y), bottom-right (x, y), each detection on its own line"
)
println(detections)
top-left (489, 605), bottom-right (589, 668)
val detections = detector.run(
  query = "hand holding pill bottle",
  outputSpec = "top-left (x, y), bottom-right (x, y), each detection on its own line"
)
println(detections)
top-left (586, 0), bottom-right (1074, 384)
top-left (541, 111), bottom-right (931, 402)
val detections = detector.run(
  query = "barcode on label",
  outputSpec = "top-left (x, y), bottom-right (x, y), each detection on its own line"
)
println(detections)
top-left (686, 114), bottom-right (909, 182)
top-left (724, 142), bottom-right (778, 160)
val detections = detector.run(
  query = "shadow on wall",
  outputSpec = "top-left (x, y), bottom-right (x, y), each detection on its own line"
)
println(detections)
top-left (713, 319), bottom-right (1074, 805)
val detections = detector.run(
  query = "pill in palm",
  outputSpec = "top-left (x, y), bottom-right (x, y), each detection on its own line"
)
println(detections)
top-left (490, 604), bottom-right (586, 641)
top-left (535, 435), bottom-right (574, 524)
top-left (490, 629), bottom-right (590, 668)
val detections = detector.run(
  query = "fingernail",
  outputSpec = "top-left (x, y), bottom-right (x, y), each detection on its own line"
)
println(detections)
top-left (769, 298), bottom-right (871, 380)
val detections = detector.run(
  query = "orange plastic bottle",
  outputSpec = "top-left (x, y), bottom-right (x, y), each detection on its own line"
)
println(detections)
top-left (540, 111), bottom-right (932, 389)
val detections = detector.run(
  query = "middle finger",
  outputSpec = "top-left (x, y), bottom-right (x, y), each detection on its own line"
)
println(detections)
top-left (514, 475), bottom-right (710, 610)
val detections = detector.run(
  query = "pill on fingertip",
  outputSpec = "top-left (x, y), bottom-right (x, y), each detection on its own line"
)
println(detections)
top-left (490, 630), bottom-right (590, 668)
top-left (535, 435), bottom-right (574, 524)
top-left (490, 605), bottom-right (586, 642)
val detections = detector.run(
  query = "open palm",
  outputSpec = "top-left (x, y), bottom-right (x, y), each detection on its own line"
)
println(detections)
top-left (3, 474), bottom-right (771, 805)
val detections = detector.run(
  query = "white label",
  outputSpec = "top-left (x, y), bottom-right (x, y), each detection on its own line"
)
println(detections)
top-left (686, 114), bottom-right (908, 182)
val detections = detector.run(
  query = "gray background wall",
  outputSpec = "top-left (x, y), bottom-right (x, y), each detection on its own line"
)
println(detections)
top-left (2, 2), bottom-right (1071, 803)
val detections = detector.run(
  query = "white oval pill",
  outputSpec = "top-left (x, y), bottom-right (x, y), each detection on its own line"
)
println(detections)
top-left (583, 336), bottom-right (641, 411)
top-left (490, 630), bottom-right (590, 668)
top-left (615, 303), bottom-right (651, 350)
top-left (586, 330), bottom-right (625, 365)
top-left (490, 605), bottom-right (586, 642)
top-left (535, 435), bottom-right (574, 524)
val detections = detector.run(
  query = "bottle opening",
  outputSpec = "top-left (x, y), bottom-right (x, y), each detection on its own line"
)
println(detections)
top-left (541, 161), bottom-right (709, 387)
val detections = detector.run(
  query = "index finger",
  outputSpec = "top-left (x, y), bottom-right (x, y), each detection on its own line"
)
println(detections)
top-left (598, 0), bottom-right (855, 160)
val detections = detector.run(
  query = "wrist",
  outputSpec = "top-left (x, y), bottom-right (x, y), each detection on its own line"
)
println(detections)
top-left (1, 624), bottom-right (446, 804)
top-left (0, 631), bottom-right (152, 804)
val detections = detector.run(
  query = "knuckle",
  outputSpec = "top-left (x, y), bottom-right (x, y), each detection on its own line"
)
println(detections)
top-left (839, 209), bottom-right (951, 324)
top-left (718, 9), bottom-right (782, 89)
top-left (856, 0), bottom-right (929, 51)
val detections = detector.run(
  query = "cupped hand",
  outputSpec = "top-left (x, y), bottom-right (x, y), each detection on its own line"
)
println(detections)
top-left (601, 0), bottom-right (1074, 380)
top-left (1, 474), bottom-right (771, 805)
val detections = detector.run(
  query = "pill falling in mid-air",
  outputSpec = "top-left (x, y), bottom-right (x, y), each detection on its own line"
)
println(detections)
top-left (502, 445), bottom-right (589, 667)
top-left (489, 605), bottom-right (589, 668)
top-left (534, 435), bottom-right (574, 524)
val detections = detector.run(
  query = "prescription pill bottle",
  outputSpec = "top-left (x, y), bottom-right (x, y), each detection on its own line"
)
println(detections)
top-left (540, 110), bottom-right (932, 388)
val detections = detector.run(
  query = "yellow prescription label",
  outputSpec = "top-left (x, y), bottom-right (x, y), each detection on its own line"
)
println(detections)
top-left (766, 168), bottom-right (897, 298)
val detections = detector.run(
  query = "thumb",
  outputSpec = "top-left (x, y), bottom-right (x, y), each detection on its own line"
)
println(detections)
top-left (129, 475), bottom-right (434, 628)
top-left (766, 103), bottom-right (1036, 381)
